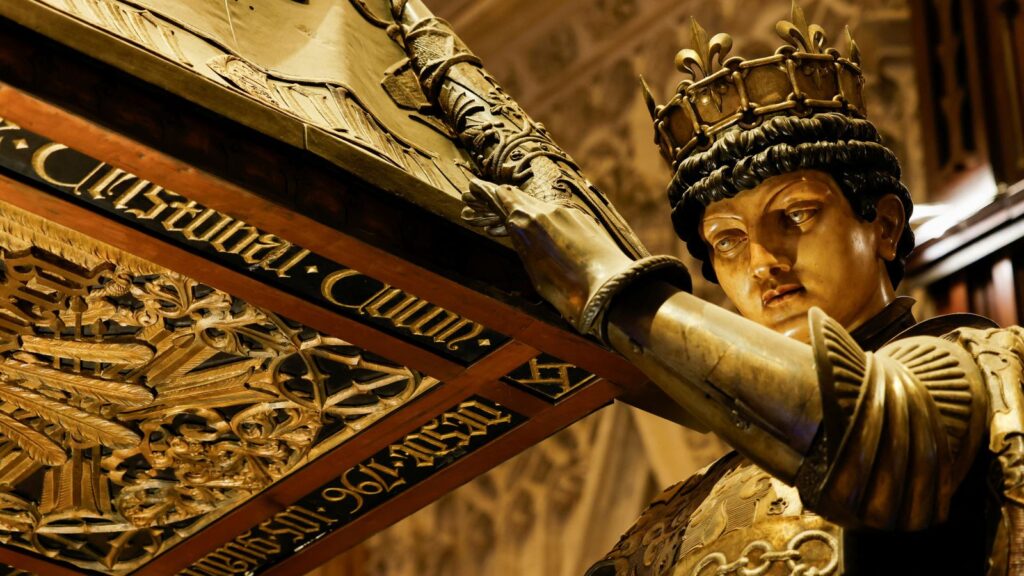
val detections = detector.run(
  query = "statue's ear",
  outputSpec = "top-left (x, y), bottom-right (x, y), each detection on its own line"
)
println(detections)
top-left (874, 194), bottom-right (905, 262)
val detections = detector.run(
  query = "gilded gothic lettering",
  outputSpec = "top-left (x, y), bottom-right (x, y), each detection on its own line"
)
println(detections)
top-left (189, 398), bottom-right (520, 575)
top-left (24, 144), bottom-right (315, 280)
top-left (257, 505), bottom-right (337, 542)
top-left (321, 269), bottom-right (486, 351)
top-left (69, 162), bottom-right (312, 278)
top-left (505, 354), bottom-right (598, 401)
top-left (30, 142), bottom-right (84, 188)
top-left (387, 401), bottom-right (513, 466)
top-left (321, 459), bottom-right (407, 514)
top-left (1, 123), bottom-right (503, 362)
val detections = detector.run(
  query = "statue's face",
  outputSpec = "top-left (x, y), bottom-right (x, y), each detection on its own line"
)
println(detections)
top-left (700, 170), bottom-right (900, 342)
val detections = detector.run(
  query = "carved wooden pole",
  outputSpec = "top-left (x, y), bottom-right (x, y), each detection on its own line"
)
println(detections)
top-left (389, 0), bottom-right (650, 260)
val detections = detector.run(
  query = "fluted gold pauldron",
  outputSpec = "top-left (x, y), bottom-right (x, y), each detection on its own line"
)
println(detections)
top-left (645, 3), bottom-right (865, 166)
top-left (802, 309), bottom-right (986, 530)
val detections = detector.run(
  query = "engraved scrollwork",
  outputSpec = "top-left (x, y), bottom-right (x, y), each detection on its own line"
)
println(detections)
top-left (205, 53), bottom-right (466, 192)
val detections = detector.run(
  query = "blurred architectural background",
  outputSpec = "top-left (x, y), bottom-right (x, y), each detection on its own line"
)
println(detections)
top-left (308, 0), bottom-right (1024, 573)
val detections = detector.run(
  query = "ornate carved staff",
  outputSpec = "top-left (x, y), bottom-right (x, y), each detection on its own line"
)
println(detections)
top-left (388, 0), bottom-right (650, 260)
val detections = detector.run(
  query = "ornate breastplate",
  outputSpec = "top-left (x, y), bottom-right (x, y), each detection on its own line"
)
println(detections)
top-left (675, 461), bottom-right (841, 576)
top-left (587, 453), bottom-right (843, 576)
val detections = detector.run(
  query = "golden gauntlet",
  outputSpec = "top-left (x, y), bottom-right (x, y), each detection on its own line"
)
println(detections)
top-left (463, 179), bottom-right (690, 340)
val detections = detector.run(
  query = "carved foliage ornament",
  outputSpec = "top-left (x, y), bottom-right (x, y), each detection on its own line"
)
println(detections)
top-left (0, 215), bottom-right (435, 573)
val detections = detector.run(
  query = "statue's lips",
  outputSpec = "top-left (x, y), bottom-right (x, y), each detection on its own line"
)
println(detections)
top-left (762, 284), bottom-right (804, 307)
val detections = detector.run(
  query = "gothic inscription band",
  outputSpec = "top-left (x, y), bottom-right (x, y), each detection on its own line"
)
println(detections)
top-left (182, 398), bottom-right (522, 576)
top-left (0, 198), bottom-right (439, 573)
top-left (505, 353), bottom-right (598, 402)
top-left (0, 119), bottom-right (504, 363)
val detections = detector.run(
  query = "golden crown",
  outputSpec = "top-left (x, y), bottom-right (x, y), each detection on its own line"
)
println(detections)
top-left (645, 2), bottom-right (866, 168)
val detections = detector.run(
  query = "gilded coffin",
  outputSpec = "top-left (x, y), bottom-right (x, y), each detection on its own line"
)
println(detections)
top-left (0, 1), bottom-right (668, 574)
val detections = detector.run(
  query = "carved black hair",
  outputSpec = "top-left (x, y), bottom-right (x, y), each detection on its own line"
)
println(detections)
top-left (667, 112), bottom-right (915, 287)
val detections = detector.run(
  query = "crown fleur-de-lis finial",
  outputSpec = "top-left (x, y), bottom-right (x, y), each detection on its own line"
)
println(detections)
top-left (776, 0), bottom-right (828, 54)
top-left (651, 2), bottom-right (868, 164)
top-left (844, 26), bottom-right (861, 64)
top-left (675, 17), bottom-right (733, 81)
top-left (639, 75), bottom-right (659, 120)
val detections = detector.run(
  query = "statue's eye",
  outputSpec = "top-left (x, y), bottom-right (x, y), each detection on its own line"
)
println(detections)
top-left (785, 207), bottom-right (817, 225)
top-left (714, 233), bottom-right (745, 254)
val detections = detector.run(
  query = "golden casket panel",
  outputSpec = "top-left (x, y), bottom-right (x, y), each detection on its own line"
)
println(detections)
top-left (0, 111), bottom-right (609, 575)
top-left (0, 200), bottom-right (442, 573)
top-left (24, 0), bottom-right (475, 208)
top-left (0, 2), bottom-right (668, 572)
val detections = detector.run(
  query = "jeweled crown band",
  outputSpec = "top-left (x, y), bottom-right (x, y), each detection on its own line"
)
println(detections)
top-left (645, 3), bottom-right (866, 168)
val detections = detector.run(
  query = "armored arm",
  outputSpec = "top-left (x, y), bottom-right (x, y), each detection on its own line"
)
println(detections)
top-left (607, 280), bottom-right (987, 530)
top-left (387, 0), bottom-right (986, 531)
top-left (459, 176), bottom-right (986, 530)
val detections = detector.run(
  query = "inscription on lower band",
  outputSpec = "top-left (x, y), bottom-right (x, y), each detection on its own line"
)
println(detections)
top-left (180, 398), bottom-right (522, 575)
top-left (505, 353), bottom-right (598, 401)
top-left (0, 119), bottom-right (506, 363)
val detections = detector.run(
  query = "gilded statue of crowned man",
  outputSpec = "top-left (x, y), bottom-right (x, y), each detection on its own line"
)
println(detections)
top-left (455, 3), bottom-right (1024, 575)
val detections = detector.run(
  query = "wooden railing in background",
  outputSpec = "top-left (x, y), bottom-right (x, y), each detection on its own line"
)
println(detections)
top-left (908, 0), bottom-right (1024, 317)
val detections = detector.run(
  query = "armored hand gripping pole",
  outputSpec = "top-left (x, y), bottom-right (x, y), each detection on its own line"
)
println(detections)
top-left (388, 0), bottom-right (649, 261)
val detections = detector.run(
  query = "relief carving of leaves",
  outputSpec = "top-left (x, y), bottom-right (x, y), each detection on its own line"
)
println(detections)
top-left (115, 478), bottom-right (219, 527)
top-left (0, 231), bottom-right (432, 569)
top-left (137, 408), bottom-right (268, 491)
top-left (0, 411), bottom-right (65, 466)
top-left (3, 357), bottom-right (153, 408)
top-left (20, 335), bottom-right (154, 367)
top-left (231, 401), bottom-right (318, 448)
top-left (230, 401), bottom-right (319, 478)
top-left (0, 379), bottom-right (140, 450)
top-left (0, 491), bottom-right (38, 533)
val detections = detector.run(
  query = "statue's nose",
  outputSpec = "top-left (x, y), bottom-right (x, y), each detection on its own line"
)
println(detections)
top-left (750, 241), bottom-right (791, 281)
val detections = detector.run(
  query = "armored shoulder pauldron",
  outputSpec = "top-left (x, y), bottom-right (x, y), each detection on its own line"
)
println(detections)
top-left (607, 286), bottom-right (989, 531)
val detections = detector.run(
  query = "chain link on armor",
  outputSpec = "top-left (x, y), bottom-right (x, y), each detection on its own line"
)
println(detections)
top-left (690, 529), bottom-right (839, 576)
